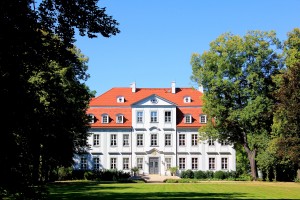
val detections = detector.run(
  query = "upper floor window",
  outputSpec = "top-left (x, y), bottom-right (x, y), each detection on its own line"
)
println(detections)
top-left (208, 138), bottom-right (215, 146)
top-left (165, 134), bottom-right (171, 146)
top-left (111, 134), bottom-right (117, 146)
top-left (200, 114), bottom-right (207, 124)
top-left (123, 134), bottom-right (129, 146)
top-left (179, 134), bottom-right (185, 146)
top-left (150, 111), bottom-right (158, 123)
top-left (117, 96), bottom-right (125, 103)
top-left (164, 111), bottom-right (171, 123)
top-left (220, 140), bottom-right (230, 146)
top-left (191, 134), bottom-right (198, 146)
top-left (185, 114), bottom-right (192, 123)
top-left (137, 134), bottom-right (143, 146)
top-left (137, 111), bottom-right (143, 123)
top-left (102, 114), bottom-right (109, 124)
top-left (183, 96), bottom-right (191, 103)
top-left (88, 114), bottom-right (95, 124)
top-left (151, 134), bottom-right (158, 146)
top-left (116, 114), bottom-right (124, 124)
top-left (93, 134), bottom-right (100, 146)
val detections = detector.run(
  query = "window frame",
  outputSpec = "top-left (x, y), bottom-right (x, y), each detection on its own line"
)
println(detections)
top-left (93, 134), bottom-right (100, 146)
top-left (137, 158), bottom-right (143, 170)
top-left (123, 134), bottom-right (129, 146)
top-left (179, 134), bottom-right (186, 146)
top-left (185, 114), bottom-right (192, 123)
top-left (137, 111), bottom-right (144, 123)
top-left (110, 134), bottom-right (117, 146)
top-left (164, 111), bottom-right (172, 123)
top-left (88, 114), bottom-right (95, 124)
top-left (137, 133), bottom-right (144, 146)
top-left (165, 157), bottom-right (172, 170)
top-left (102, 114), bottom-right (109, 124)
top-left (110, 158), bottom-right (117, 169)
top-left (191, 134), bottom-right (198, 146)
top-left (221, 157), bottom-right (228, 170)
top-left (209, 157), bottom-right (215, 170)
top-left (200, 114), bottom-right (207, 124)
top-left (116, 114), bottom-right (124, 124)
top-left (80, 157), bottom-right (87, 170)
top-left (123, 158), bottom-right (130, 170)
top-left (165, 133), bottom-right (171, 146)
top-left (93, 157), bottom-right (100, 170)
top-left (150, 111), bottom-right (158, 123)
top-left (191, 157), bottom-right (198, 170)
top-left (150, 133), bottom-right (158, 146)
top-left (179, 157), bottom-right (186, 170)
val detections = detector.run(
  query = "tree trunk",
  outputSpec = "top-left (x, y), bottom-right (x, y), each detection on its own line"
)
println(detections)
top-left (243, 144), bottom-right (257, 180)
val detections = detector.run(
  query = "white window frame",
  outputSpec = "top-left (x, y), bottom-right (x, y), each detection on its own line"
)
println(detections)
top-left (88, 114), bottom-right (95, 124)
top-left (221, 157), bottom-right (228, 170)
top-left (179, 134), bottom-right (185, 146)
top-left (137, 111), bottom-right (143, 123)
top-left (137, 134), bottom-right (144, 146)
top-left (191, 134), bottom-right (198, 146)
top-left (200, 114), bottom-right (207, 124)
top-left (102, 114), bottom-right (109, 124)
top-left (117, 96), bottom-right (124, 103)
top-left (116, 114), bottom-right (124, 124)
top-left (93, 157), bottom-right (100, 170)
top-left (179, 157), bottom-right (186, 170)
top-left (165, 157), bottom-right (172, 170)
top-left (209, 157), bottom-right (215, 170)
top-left (164, 111), bottom-right (171, 123)
top-left (110, 134), bottom-right (117, 146)
top-left (111, 158), bottom-right (117, 169)
top-left (165, 133), bottom-right (171, 146)
top-left (80, 157), bottom-right (87, 170)
top-left (191, 157), bottom-right (198, 170)
top-left (185, 114), bottom-right (192, 123)
top-left (137, 158), bottom-right (143, 170)
top-left (183, 96), bottom-right (191, 103)
top-left (150, 111), bottom-right (158, 123)
top-left (220, 140), bottom-right (229, 146)
top-left (208, 138), bottom-right (215, 146)
top-left (123, 158), bottom-right (130, 170)
top-left (93, 134), bottom-right (100, 146)
top-left (123, 134), bottom-right (129, 146)
top-left (151, 134), bottom-right (158, 146)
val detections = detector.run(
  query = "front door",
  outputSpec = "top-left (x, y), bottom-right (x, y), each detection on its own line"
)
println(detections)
top-left (149, 157), bottom-right (159, 174)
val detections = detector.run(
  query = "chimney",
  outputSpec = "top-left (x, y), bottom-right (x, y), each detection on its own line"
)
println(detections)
top-left (198, 85), bottom-right (204, 93)
top-left (171, 81), bottom-right (176, 94)
top-left (131, 82), bottom-right (136, 93)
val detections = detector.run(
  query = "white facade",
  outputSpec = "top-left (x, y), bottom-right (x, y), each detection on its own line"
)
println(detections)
top-left (73, 84), bottom-right (236, 176)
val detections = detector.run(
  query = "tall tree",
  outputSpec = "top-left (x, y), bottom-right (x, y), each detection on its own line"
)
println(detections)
top-left (0, 0), bottom-right (119, 198)
top-left (272, 28), bottom-right (300, 180)
top-left (191, 31), bottom-right (283, 180)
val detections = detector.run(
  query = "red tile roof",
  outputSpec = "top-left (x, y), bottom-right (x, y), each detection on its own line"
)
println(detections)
top-left (87, 87), bottom-right (205, 128)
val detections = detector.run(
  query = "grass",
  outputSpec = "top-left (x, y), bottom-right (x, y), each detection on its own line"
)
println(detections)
top-left (48, 180), bottom-right (300, 199)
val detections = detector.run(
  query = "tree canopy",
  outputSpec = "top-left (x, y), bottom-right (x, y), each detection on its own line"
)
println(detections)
top-left (191, 30), bottom-right (283, 180)
top-left (0, 0), bottom-right (119, 198)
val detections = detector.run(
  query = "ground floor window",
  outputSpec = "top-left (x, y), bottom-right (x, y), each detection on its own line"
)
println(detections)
top-left (93, 157), bottom-right (100, 170)
top-left (137, 158), bottom-right (143, 170)
top-left (123, 158), bottom-right (129, 170)
top-left (221, 157), bottom-right (228, 170)
top-left (209, 158), bottom-right (215, 170)
top-left (191, 157), bottom-right (198, 170)
top-left (165, 157), bottom-right (171, 170)
top-left (80, 157), bottom-right (87, 170)
top-left (111, 158), bottom-right (117, 169)
top-left (179, 158), bottom-right (186, 170)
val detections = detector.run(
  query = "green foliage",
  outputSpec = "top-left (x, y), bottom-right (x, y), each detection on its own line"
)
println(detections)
top-left (180, 170), bottom-right (194, 179)
top-left (214, 171), bottom-right (226, 179)
top-left (168, 167), bottom-right (178, 176)
top-left (194, 170), bottom-right (207, 179)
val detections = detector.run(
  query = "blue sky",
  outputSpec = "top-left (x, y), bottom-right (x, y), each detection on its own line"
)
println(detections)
top-left (75, 0), bottom-right (300, 96)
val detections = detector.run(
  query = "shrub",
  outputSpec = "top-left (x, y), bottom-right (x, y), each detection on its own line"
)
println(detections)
top-left (194, 170), bottom-right (206, 179)
top-left (214, 171), bottom-right (226, 179)
top-left (180, 170), bottom-right (194, 179)
top-left (205, 171), bottom-right (214, 179)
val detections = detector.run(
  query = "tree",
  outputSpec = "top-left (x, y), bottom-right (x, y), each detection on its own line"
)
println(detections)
top-left (191, 31), bottom-right (283, 180)
top-left (0, 0), bottom-right (119, 198)
top-left (272, 28), bottom-right (300, 180)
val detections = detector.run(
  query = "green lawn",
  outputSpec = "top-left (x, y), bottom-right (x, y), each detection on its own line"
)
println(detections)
top-left (48, 181), bottom-right (300, 199)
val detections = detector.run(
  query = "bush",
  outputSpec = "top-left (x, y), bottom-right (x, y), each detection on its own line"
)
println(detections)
top-left (205, 170), bottom-right (214, 179)
top-left (194, 170), bottom-right (207, 179)
top-left (180, 170), bottom-right (194, 179)
top-left (214, 171), bottom-right (226, 179)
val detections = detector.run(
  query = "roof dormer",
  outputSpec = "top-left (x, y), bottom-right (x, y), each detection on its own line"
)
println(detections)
top-left (117, 96), bottom-right (125, 103)
top-left (183, 96), bottom-right (191, 103)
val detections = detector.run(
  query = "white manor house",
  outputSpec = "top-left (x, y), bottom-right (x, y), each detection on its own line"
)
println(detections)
top-left (73, 82), bottom-right (236, 176)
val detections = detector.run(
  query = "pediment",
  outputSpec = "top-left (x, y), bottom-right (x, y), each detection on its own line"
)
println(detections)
top-left (132, 94), bottom-right (176, 106)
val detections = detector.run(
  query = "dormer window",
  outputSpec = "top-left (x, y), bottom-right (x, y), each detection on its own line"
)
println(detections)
top-left (117, 96), bottom-right (125, 103)
top-left (102, 114), bottom-right (109, 124)
top-left (88, 114), bottom-right (95, 124)
top-left (185, 114), bottom-right (192, 123)
top-left (200, 114), bottom-right (207, 124)
top-left (184, 96), bottom-right (191, 103)
top-left (116, 114), bottom-right (124, 124)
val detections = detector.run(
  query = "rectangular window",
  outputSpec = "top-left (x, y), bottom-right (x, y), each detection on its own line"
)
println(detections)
top-left (88, 114), bottom-right (95, 123)
top-left (191, 134), bottom-right (198, 146)
top-left (137, 134), bottom-right (143, 146)
top-left (221, 158), bottom-right (228, 170)
top-left (208, 138), bottom-right (215, 146)
top-left (111, 158), bottom-right (117, 169)
top-left (150, 111), bottom-right (158, 122)
top-left (164, 111), bottom-right (171, 123)
top-left (192, 158), bottom-right (198, 170)
top-left (93, 157), bottom-right (100, 170)
top-left (200, 114), bottom-right (207, 124)
top-left (123, 158), bottom-right (129, 170)
top-left (179, 158), bottom-right (186, 170)
top-left (102, 115), bottom-right (109, 123)
top-left (165, 158), bottom-right (171, 170)
top-left (185, 115), bottom-right (192, 123)
top-left (220, 140), bottom-right (229, 146)
top-left (111, 134), bottom-right (117, 146)
top-left (165, 134), bottom-right (171, 146)
top-left (137, 158), bottom-right (143, 170)
top-left (116, 115), bottom-right (123, 123)
top-left (209, 158), bottom-right (215, 170)
top-left (137, 111), bottom-right (143, 123)
top-left (123, 134), bottom-right (129, 146)
top-left (179, 134), bottom-right (185, 146)
top-left (151, 134), bottom-right (158, 146)
top-left (80, 157), bottom-right (87, 170)
top-left (93, 134), bottom-right (100, 146)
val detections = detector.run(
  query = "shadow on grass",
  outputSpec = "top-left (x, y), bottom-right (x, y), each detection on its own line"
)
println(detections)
top-left (48, 182), bottom-right (252, 200)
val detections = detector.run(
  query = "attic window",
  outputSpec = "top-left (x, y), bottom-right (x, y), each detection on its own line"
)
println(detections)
top-left (88, 114), bottom-right (95, 124)
top-left (102, 114), bottom-right (109, 124)
top-left (116, 114), bottom-right (124, 124)
top-left (184, 96), bottom-right (191, 103)
top-left (185, 114), bottom-right (192, 123)
top-left (117, 96), bottom-right (125, 103)
top-left (200, 114), bottom-right (207, 124)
